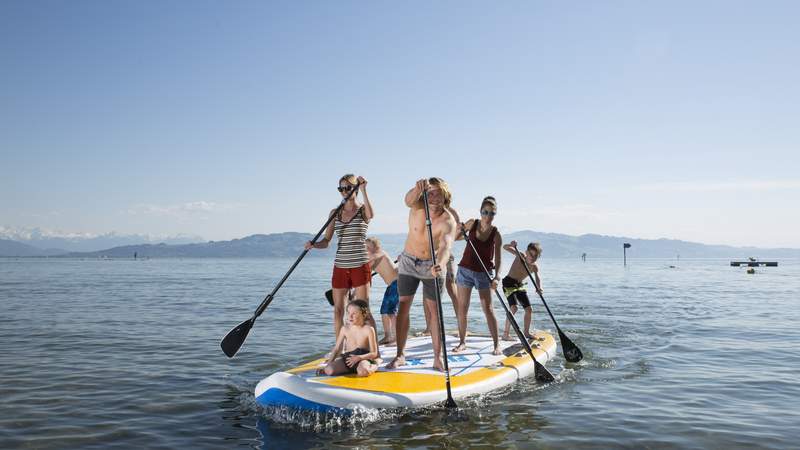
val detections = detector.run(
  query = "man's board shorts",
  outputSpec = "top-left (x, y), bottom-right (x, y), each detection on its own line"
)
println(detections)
top-left (380, 279), bottom-right (399, 315)
top-left (456, 265), bottom-right (492, 290)
top-left (332, 262), bottom-right (371, 290)
top-left (397, 251), bottom-right (444, 300)
top-left (502, 276), bottom-right (531, 309)
top-left (338, 347), bottom-right (375, 373)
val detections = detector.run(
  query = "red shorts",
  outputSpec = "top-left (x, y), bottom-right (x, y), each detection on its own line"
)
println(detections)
top-left (332, 262), bottom-right (372, 290)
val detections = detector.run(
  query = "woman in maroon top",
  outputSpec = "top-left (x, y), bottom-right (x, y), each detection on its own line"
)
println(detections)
top-left (452, 196), bottom-right (503, 354)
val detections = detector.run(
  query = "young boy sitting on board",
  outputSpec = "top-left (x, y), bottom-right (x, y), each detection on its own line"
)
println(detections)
top-left (319, 299), bottom-right (379, 377)
top-left (365, 237), bottom-right (399, 346)
top-left (501, 241), bottom-right (544, 341)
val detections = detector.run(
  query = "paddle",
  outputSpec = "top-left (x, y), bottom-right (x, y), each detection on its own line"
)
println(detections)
top-left (422, 187), bottom-right (458, 408)
top-left (220, 182), bottom-right (361, 358)
top-left (512, 244), bottom-right (583, 363)
top-left (460, 224), bottom-right (555, 383)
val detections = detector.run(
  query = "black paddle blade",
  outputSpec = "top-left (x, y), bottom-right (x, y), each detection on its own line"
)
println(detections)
top-left (220, 318), bottom-right (253, 358)
top-left (324, 289), bottom-right (334, 306)
top-left (559, 330), bottom-right (584, 363)
top-left (533, 357), bottom-right (556, 383)
top-left (444, 396), bottom-right (458, 408)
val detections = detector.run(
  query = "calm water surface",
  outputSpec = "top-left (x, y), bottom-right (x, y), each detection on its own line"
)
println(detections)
top-left (1, 257), bottom-right (799, 449)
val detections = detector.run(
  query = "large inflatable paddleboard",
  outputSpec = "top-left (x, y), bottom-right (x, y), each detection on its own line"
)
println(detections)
top-left (255, 331), bottom-right (557, 413)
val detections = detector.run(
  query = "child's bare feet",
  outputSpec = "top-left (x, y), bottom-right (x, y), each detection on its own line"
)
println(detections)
top-left (378, 336), bottom-right (396, 346)
top-left (501, 333), bottom-right (513, 341)
top-left (432, 356), bottom-right (445, 372)
top-left (492, 346), bottom-right (502, 356)
top-left (451, 342), bottom-right (467, 353)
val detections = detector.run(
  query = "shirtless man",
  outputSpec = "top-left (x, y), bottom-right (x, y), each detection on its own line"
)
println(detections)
top-left (366, 237), bottom-right (399, 346)
top-left (387, 178), bottom-right (456, 371)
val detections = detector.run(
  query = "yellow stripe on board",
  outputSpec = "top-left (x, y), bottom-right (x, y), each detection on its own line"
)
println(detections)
top-left (314, 332), bottom-right (556, 394)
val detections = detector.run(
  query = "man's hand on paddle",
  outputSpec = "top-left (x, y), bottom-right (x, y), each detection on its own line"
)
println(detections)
top-left (416, 178), bottom-right (429, 193)
top-left (430, 263), bottom-right (443, 278)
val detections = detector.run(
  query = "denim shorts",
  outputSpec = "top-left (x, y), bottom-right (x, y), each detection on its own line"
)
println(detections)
top-left (456, 265), bottom-right (492, 290)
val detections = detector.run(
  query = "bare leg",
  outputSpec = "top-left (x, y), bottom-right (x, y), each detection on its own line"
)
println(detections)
top-left (452, 284), bottom-right (471, 352)
top-left (523, 307), bottom-right (535, 338)
top-left (387, 295), bottom-right (413, 368)
top-left (323, 357), bottom-right (350, 376)
top-left (478, 288), bottom-right (501, 355)
top-left (420, 302), bottom-right (432, 336)
top-left (502, 304), bottom-right (517, 340)
top-left (424, 298), bottom-right (445, 371)
top-left (332, 288), bottom-right (349, 339)
top-left (379, 314), bottom-right (396, 345)
top-left (356, 360), bottom-right (378, 377)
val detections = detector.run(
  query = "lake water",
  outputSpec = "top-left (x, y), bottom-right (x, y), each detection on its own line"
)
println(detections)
top-left (1, 256), bottom-right (799, 449)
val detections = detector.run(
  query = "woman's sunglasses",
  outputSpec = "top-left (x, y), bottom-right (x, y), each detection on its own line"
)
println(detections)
top-left (481, 210), bottom-right (496, 217)
top-left (337, 186), bottom-right (354, 193)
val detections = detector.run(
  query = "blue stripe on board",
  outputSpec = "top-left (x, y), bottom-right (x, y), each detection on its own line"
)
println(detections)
top-left (256, 387), bottom-right (350, 414)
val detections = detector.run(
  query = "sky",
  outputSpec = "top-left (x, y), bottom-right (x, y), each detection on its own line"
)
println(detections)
top-left (1, 1), bottom-right (799, 248)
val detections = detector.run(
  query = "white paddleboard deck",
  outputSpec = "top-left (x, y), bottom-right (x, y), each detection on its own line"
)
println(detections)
top-left (255, 331), bottom-right (557, 413)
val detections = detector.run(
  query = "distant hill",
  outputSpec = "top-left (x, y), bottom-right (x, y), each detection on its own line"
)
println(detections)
top-left (50, 230), bottom-right (800, 260)
top-left (0, 239), bottom-right (65, 257)
top-left (62, 233), bottom-right (333, 258)
top-left (0, 226), bottom-right (202, 252)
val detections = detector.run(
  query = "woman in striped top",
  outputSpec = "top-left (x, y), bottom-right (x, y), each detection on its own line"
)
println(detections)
top-left (305, 174), bottom-right (375, 338)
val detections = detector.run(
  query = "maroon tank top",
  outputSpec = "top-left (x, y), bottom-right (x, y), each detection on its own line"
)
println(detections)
top-left (459, 221), bottom-right (497, 272)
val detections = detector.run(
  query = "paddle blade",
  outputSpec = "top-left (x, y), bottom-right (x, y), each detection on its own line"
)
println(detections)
top-left (444, 396), bottom-right (458, 408)
top-left (324, 289), bottom-right (334, 306)
top-left (220, 318), bottom-right (253, 358)
top-left (533, 357), bottom-right (556, 383)
top-left (559, 330), bottom-right (584, 363)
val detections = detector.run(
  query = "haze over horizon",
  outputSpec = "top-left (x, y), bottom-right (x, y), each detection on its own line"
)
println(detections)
top-left (3, 2), bottom-right (799, 248)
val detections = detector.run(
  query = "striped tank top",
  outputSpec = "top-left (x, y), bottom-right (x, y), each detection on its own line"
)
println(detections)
top-left (334, 206), bottom-right (369, 268)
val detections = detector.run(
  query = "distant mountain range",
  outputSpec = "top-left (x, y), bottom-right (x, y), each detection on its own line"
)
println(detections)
top-left (0, 226), bottom-right (202, 253)
top-left (2, 231), bottom-right (798, 259)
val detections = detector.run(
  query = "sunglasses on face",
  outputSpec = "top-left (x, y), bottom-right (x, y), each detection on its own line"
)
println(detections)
top-left (481, 210), bottom-right (496, 217)
top-left (337, 185), bottom-right (353, 193)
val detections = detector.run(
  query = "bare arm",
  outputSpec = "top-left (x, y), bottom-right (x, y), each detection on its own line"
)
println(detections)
top-left (404, 179), bottom-right (427, 209)
top-left (533, 264), bottom-right (542, 293)
top-left (358, 176), bottom-right (374, 222)
top-left (502, 239), bottom-right (519, 254)
top-left (456, 218), bottom-right (474, 241)
top-left (434, 219), bottom-right (455, 273)
top-left (306, 208), bottom-right (337, 249)
top-left (492, 232), bottom-right (503, 282)
top-left (325, 328), bottom-right (346, 365)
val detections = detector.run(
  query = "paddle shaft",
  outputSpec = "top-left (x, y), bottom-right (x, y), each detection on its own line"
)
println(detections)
top-left (513, 245), bottom-right (583, 363)
top-left (422, 188), bottom-right (457, 407)
top-left (252, 182), bottom-right (361, 318)
top-left (460, 224), bottom-right (554, 383)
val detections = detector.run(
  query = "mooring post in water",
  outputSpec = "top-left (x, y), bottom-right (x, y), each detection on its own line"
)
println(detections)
top-left (623, 243), bottom-right (631, 266)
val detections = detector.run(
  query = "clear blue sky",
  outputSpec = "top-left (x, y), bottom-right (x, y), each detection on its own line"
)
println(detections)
top-left (2, 1), bottom-right (799, 247)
